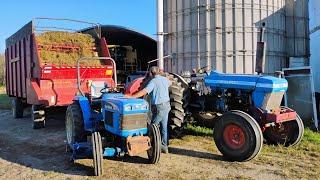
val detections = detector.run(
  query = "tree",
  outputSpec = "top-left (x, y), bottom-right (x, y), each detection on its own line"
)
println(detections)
top-left (0, 54), bottom-right (4, 85)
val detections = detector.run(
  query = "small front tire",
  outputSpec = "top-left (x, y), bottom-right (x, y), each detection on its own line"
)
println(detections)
top-left (214, 110), bottom-right (263, 162)
top-left (92, 131), bottom-right (104, 176)
top-left (147, 124), bottom-right (161, 164)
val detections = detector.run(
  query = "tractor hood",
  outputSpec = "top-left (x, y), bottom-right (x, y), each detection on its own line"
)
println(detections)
top-left (204, 71), bottom-right (288, 93)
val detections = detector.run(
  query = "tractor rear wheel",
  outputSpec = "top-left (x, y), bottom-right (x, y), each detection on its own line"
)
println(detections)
top-left (214, 110), bottom-right (263, 162)
top-left (92, 131), bottom-right (104, 176)
top-left (168, 75), bottom-right (190, 136)
top-left (137, 74), bottom-right (189, 137)
top-left (65, 103), bottom-right (86, 148)
top-left (263, 114), bottom-right (304, 147)
top-left (147, 124), bottom-right (161, 164)
top-left (32, 105), bottom-right (46, 129)
top-left (11, 98), bottom-right (24, 118)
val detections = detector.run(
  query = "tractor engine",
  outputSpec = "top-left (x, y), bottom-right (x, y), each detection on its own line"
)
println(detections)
top-left (203, 71), bottom-right (288, 113)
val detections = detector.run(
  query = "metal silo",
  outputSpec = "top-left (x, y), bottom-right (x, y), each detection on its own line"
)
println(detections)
top-left (163, 0), bottom-right (307, 75)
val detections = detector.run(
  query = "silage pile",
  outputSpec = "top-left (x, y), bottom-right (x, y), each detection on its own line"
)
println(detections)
top-left (36, 31), bottom-right (101, 66)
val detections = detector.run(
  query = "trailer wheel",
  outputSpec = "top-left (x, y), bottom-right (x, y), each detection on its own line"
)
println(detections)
top-left (66, 103), bottom-right (86, 148)
top-left (214, 110), bottom-right (263, 162)
top-left (264, 114), bottom-right (304, 147)
top-left (11, 98), bottom-right (24, 118)
top-left (147, 124), bottom-right (161, 164)
top-left (92, 131), bottom-right (104, 176)
top-left (32, 105), bottom-right (46, 129)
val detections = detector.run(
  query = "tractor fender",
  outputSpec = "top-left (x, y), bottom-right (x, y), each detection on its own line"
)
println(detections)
top-left (125, 77), bottom-right (145, 95)
top-left (169, 73), bottom-right (189, 89)
top-left (73, 96), bottom-right (93, 131)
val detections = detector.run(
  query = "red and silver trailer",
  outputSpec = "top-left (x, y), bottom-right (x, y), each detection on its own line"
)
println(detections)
top-left (5, 18), bottom-right (116, 128)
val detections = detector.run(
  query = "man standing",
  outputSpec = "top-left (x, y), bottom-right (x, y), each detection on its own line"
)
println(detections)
top-left (124, 66), bottom-right (171, 153)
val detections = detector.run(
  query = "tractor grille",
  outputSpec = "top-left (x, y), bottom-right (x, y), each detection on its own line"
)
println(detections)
top-left (121, 114), bottom-right (148, 130)
top-left (262, 91), bottom-right (285, 110)
top-left (105, 111), bottom-right (114, 127)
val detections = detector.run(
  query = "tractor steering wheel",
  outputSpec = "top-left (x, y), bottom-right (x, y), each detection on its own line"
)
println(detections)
top-left (197, 65), bottom-right (212, 75)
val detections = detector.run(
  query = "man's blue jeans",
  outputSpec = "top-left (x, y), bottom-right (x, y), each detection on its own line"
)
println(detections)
top-left (151, 102), bottom-right (171, 147)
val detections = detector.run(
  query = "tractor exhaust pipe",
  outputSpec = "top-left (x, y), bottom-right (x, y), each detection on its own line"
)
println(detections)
top-left (255, 22), bottom-right (266, 75)
top-left (157, 0), bottom-right (164, 71)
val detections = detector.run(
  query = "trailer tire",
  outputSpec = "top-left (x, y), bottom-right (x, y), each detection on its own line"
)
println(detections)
top-left (214, 110), bottom-right (263, 162)
top-left (66, 103), bottom-right (86, 148)
top-left (12, 98), bottom-right (24, 118)
top-left (147, 124), bottom-right (161, 164)
top-left (92, 131), bottom-right (103, 176)
top-left (32, 105), bottom-right (46, 129)
top-left (264, 113), bottom-right (304, 147)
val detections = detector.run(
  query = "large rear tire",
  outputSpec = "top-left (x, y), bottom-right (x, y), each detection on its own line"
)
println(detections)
top-left (92, 131), bottom-right (104, 176)
top-left (65, 103), bottom-right (86, 148)
top-left (11, 98), bottom-right (24, 118)
top-left (32, 105), bottom-right (46, 129)
top-left (137, 74), bottom-right (189, 136)
top-left (214, 110), bottom-right (263, 162)
top-left (147, 124), bottom-right (161, 164)
top-left (264, 113), bottom-right (304, 147)
top-left (168, 75), bottom-right (190, 136)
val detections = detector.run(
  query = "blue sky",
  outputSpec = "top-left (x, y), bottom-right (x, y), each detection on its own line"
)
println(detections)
top-left (0, 0), bottom-right (156, 53)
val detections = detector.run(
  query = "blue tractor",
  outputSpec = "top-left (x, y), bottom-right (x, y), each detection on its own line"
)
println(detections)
top-left (162, 25), bottom-right (304, 161)
top-left (65, 57), bottom-right (161, 176)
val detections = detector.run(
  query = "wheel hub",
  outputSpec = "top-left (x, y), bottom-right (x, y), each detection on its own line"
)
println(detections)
top-left (223, 124), bottom-right (245, 149)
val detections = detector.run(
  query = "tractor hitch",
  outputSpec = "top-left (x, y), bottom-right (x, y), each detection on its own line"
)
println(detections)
top-left (265, 108), bottom-right (297, 124)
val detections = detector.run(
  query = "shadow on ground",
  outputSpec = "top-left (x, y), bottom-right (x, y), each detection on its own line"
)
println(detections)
top-left (169, 147), bottom-right (223, 160)
top-left (0, 108), bottom-right (224, 177)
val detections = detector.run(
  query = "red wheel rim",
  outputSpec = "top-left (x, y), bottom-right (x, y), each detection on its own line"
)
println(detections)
top-left (223, 124), bottom-right (246, 149)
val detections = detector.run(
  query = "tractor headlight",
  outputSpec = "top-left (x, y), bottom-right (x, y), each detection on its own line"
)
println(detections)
top-left (124, 105), bottom-right (132, 111)
top-left (124, 104), bottom-right (149, 111)
top-left (132, 104), bottom-right (141, 110)
top-left (141, 103), bottom-right (149, 110)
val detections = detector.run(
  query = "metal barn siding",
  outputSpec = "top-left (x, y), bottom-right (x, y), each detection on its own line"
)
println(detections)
top-left (163, 0), bottom-right (309, 75)
top-left (285, 0), bottom-right (309, 58)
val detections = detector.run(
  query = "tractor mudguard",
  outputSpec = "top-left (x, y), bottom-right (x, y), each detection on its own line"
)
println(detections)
top-left (73, 96), bottom-right (93, 131)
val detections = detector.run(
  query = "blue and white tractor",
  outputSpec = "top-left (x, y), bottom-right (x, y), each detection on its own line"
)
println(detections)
top-left (172, 70), bottom-right (304, 161)
top-left (164, 25), bottom-right (304, 161)
top-left (127, 25), bottom-right (304, 162)
top-left (65, 57), bottom-right (161, 176)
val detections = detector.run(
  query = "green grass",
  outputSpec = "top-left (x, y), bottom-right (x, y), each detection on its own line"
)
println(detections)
top-left (184, 124), bottom-right (320, 178)
top-left (303, 128), bottom-right (320, 145)
top-left (185, 124), bottom-right (213, 137)
top-left (185, 124), bottom-right (320, 145)
top-left (0, 86), bottom-right (10, 109)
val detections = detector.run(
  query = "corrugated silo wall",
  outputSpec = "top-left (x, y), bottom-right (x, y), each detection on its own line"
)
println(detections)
top-left (285, 0), bottom-right (310, 59)
top-left (163, 0), bottom-right (309, 75)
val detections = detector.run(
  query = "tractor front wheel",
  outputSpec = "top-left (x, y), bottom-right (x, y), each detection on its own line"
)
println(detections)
top-left (214, 110), bottom-right (263, 162)
top-left (92, 131), bottom-right (104, 176)
top-left (263, 114), bottom-right (304, 147)
top-left (147, 124), bottom-right (161, 164)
